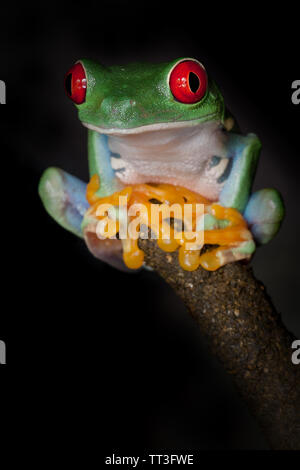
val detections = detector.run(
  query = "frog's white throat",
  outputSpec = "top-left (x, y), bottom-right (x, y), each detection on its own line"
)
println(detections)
top-left (89, 120), bottom-right (230, 201)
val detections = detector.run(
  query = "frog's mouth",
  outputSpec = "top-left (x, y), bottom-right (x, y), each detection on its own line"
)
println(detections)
top-left (82, 113), bottom-right (219, 136)
top-left (84, 118), bottom-right (230, 202)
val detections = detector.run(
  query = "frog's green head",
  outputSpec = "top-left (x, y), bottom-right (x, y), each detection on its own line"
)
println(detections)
top-left (64, 57), bottom-right (225, 134)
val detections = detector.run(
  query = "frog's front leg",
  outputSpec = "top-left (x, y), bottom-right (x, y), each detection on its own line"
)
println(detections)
top-left (88, 130), bottom-right (123, 197)
top-left (219, 131), bottom-right (284, 244)
top-left (198, 132), bottom-right (259, 269)
top-left (219, 132), bottom-right (262, 212)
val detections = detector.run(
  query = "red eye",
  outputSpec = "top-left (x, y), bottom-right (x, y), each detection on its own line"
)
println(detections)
top-left (64, 62), bottom-right (87, 104)
top-left (169, 60), bottom-right (207, 104)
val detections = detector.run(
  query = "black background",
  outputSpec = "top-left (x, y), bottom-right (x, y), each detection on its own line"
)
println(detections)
top-left (1, 1), bottom-right (299, 453)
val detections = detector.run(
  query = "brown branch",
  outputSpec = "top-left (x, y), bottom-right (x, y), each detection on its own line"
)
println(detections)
top-left (139, 239), bottom-right (300, 450)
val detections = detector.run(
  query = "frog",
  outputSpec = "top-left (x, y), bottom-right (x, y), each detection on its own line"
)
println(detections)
top-left (38, 57), bottom-right (284, 271)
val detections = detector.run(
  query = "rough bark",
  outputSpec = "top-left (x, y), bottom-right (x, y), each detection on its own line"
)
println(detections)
top-left (139, 239), bottom-right (300, 450)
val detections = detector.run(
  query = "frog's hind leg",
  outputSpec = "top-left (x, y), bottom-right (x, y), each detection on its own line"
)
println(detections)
top-left (39, 167), bottom-right (130, 271)
top-left (244, 188), bottom-right (285, 244)
top-left (38, 167), bottom-right (89, 238)
top-left (83, 229), bottom-right (132, 272)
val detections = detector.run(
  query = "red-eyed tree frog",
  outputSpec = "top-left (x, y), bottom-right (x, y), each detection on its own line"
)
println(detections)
top-left (38, 58), bottom-right (284, 270)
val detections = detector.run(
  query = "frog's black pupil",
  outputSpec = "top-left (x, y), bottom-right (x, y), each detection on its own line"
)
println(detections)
top-left (65, 73), bottom-right (72, 96)
top-left (189, 72), bottom-right (200, 93)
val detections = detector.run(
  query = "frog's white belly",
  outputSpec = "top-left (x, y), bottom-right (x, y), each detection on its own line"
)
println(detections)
top-left (107, 121), bottom-right (230, 201)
